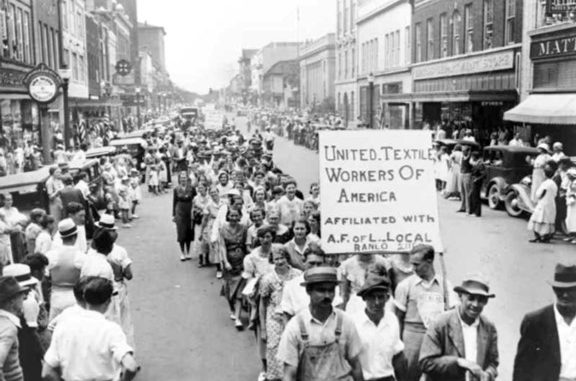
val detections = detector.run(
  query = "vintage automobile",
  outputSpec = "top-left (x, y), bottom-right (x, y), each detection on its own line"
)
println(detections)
top-left (85, 146), bottom-right (117, 160)
top-left (0, 166), bottom-right (52, 214)
top-left (109, 137), bottom-right (147, 168)
top-left (504, 175), bottom-right (535, 218)
top-left (480, 146), bottom-right (540, 211)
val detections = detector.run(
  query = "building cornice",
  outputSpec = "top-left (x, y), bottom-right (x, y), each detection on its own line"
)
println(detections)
top-left (357, 0), bottom-right (409, 25)
top-left (409, 43), bottom-right (521, 69)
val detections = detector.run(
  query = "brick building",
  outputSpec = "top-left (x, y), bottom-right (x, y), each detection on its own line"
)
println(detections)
top-left (411, 0), bottom-right (522, 143)
top-left (504, 0), bottom-right (576, 155)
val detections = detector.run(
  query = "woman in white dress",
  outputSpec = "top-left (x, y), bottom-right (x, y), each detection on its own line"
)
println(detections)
top-left (529, 144), bottom-right (552, 203)
top-left (444, 145), bottom-right (462, 199)
top-left (528, 161), bottom-right (557, 243)
top-left (565, 168), bottom-right (576, 243)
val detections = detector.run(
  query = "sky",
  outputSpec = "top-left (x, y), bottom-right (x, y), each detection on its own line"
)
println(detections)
top-left (137, 0), bottom-right (336, 94)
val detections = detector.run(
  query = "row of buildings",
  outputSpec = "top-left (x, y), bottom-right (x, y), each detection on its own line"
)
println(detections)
top-left (0, 0), bottom-right (171, 157)
top-left (224, 0), bottom-right (576, 154)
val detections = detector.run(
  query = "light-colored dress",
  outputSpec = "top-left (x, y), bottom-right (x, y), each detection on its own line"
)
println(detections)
top-left (445, 151), bottom-right (462, 196)
top-left (0, 219), bottom-right (12, 264)
top-left (260, 268), bottom-right (301, 380)
top-left (528, 178), bottom-right (558, 235)
top-left (531, 153), bottom-right (552, 202)
top-left (566, 179), bottom-right (576, 233)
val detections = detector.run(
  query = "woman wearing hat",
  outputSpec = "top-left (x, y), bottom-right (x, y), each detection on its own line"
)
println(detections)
top-left (528, 143), bottom-right (552, 203)
top-left (565, 168), bottom-right (576, 243)
top-left (528, 160), bottom-right (558, 243)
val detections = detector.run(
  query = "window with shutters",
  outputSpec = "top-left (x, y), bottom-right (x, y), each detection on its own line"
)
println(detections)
top-left (483, 0), bottom-right (494, 49)
top-left (465, 4), bottom-right (474, 53)
top-left (505, 0), bottom-right (516, 44)
top-left (415, 23), bottom-right (422, 63)
top-left (427, 18), bottom-right (434, 61)
top-left (452, 11), bottom-right (461, 55)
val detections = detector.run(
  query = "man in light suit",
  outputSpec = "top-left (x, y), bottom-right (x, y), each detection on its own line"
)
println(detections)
top-left (419, 275), bottom-right (499, 381)
top-left (513, 263), bottom-right (576, 381)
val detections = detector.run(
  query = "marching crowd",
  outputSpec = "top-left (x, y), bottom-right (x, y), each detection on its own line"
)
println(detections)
top-left (0, 110), bottom-right (575, 381)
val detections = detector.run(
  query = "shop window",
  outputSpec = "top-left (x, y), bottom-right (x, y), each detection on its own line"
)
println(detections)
top-left (427, 18), bottom-right (434, 61)
top-left (483, 0), bottom-right (494, 50)
top-left (505, 0), bottom-right (516, 44)
top-left (415, 23), bottom-right (422, 63)
top-left (452, 11), bottom-right (461, 55)
top-left (440, 14), bottom-right (448, 58)
top-left (465, 4), bottom-right (473, 53)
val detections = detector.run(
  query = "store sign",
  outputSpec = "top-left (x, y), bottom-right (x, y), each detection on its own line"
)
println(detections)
top-left (530, 35), bottom-right (576, 60)
top-left (319, 130), bottom-right (443, 254)
top-left (546, 0), bottom-right (576, 15)
top-left (23, 63), bottom-right (62, 104)
top-left (412, 50), bottom-right (515, 80)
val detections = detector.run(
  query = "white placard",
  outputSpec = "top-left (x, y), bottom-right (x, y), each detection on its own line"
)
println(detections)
top-left (319, 130), bottom-right (443, 254)
top-left (204, 110), bottom-right (224, 130)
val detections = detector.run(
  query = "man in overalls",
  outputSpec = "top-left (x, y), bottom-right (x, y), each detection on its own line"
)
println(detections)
top-left (277, 267), bottom-right (364, 381)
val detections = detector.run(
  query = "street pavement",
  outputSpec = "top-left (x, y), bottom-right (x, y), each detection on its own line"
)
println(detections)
top-left (122, 117), bottom-right (574, 381)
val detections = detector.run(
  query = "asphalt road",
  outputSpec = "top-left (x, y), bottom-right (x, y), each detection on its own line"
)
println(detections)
top-left (122, 118), bottom-right (575, 381)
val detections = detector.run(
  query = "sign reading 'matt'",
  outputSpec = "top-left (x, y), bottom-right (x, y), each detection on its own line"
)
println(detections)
top-left (531, 35), bottom-right (576, 60)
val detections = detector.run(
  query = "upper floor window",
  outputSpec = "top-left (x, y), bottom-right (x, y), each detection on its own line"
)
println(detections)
top-left (415, 23), bottom-right (422, 63)
top-left (483, 0), bottom-right (494, 49)
top-left (505, 0), bottom-right (516, 44)
top-left (465, 4), bottom-right (474, 53)
top-left (452, 11), bottom-right (461, 55)
top-left (426, 18), bottom-right (434, 61)
top-left (440, 13), bottom-right (448, 58)
top-left (405, 26), bottom-right (411, 65)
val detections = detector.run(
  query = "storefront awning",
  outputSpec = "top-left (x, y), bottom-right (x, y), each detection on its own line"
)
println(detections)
top-left (504, 94), bottom-right (576, 124)
top-left (71, 98), bottom-right (123, 108)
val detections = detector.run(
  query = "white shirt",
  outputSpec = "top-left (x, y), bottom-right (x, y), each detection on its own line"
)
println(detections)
top-left (352, 310), bottom-right (404, 379)
top-left (280, 273), bottom-right (342, 316)
top-left (554, 304), bottom-right (576, 378)
top-left (457, 310), bottom-right (479, 365)
top-left (44, 309), bottom-right (133, 381)
top-left (81, 249), bottom-right (114, 281)
top-left (75, 180), bottom-right (90, 198)
top-left (35, 230), bottom-right (53, 254)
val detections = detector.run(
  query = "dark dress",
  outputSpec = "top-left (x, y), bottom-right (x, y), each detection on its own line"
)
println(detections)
top-left (220, 223), bottom-right (248, 307)
top-left (172, 185), bottom-right (196, 243)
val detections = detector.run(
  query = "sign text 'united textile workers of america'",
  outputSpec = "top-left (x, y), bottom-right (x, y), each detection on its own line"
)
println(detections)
top-left (319, 130), bottom-right (443, 254)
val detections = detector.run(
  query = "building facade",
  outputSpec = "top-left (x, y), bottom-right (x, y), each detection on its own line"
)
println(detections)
top-left (335, 0), bottom-right (357, 124)
top-left (238, 49), bottom-right (257, 105)
top-left (250, 42), bottom-right (299, 105)
top-left (357, 0), bottom-right (412, 129)
top-left (504, 0), bottom-right (576, 155)
top-left (411, 0), bottom-right (522, 143)
top-left (262, 60), bottom-right (299, 109)
top-left (299, 33), bottom-right (336, 112)
top-left (138, 21), bottom-right (167, 74)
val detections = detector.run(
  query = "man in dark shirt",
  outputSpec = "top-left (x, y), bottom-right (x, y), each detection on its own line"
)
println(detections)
top-left (457, 146), bottom-right (472, 214)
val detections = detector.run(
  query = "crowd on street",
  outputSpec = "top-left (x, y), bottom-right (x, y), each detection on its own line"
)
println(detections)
top-left (0, 108), bottom-right (575, 381)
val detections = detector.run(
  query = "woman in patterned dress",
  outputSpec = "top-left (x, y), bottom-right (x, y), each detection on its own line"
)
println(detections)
top-left (218, 208), bottom-right (248, 329)
top-left (259, 246), bottom-right (301, 381)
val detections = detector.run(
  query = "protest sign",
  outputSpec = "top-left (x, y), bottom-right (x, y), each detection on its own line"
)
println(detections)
top-left (319, 130), bottom-right (443, 254)
top-left (204, 110), bottom-right (224, 130)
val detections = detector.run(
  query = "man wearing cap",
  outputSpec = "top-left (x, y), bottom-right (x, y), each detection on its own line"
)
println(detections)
top-left (513, 263), bottom-right (576, 381)
top-left (277, 267), bottom-right (364, 381)
top-left (281, 246), bottom-right (343, 320)
top-left (352, 273), bottom-right (406, 381)
top-left (45, 219), bottom-right (85, 321)
top-left (419, 275), bottom-right (499, 381)
top-left (0, 276), bottom-right (28, 381)
top-left (394, 244), bottom-right (457, 381)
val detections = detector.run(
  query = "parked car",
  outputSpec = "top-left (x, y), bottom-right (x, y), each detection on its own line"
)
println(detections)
top-left (85, 146), bottom-right (117, 160)
top-left (505, 175), bottom-right (535, 218)
top-left (109, 138), bottom-right (147, 168)
top-left (0, 166), bottom-right (52, 214)
top-left (480, 146), bottom-right (540, 211)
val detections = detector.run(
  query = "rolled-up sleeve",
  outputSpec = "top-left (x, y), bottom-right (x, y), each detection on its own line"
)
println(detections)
top-left (277, 319), bottom-right (300, 367)
top-left (108, 325), bottom-right (133, 363)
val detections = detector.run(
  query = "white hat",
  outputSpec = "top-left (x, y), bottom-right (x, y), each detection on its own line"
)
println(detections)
top-left (553, 142), bottom-right (563, 150)
top-left (226, 188), bottom-right (241, 197)
top-left (2, 263), bottom-right (38, 288)
top-left (95, 214), bottom-right (117, 230)
top-left (58, 218), bottom-right (78, 238)
top-left (537, 143), bottom-right (551, 153)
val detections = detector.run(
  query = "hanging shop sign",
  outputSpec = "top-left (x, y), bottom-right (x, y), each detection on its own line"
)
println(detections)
top-left (319, 129), bottom-right (443, 254)
top-left (530, 34), bottom-right (576, 60)
top-left (546, 0), bottom-right (576, 16)
top-left (23, 63), bottom-right (62, 104)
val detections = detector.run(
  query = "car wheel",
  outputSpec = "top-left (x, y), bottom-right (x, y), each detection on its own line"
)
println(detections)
top-left (487, 184), bottom-right (501, 210)
top-left (504, 191), bottom-right (524, 218)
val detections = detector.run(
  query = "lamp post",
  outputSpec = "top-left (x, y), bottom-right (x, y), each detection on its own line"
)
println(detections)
top-left (135, 87), bottom-right (141, 129)
top-left (368, 72), bottom-right (375, 129)
top-left (58, 68), bottom-right (72, 148)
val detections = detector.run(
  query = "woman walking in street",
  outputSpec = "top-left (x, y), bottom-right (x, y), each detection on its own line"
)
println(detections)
top-left (218, 208), bottom-right (248, 329)
top-left (260, 247), bottom-right (301, 381)
top-left (565, 168), bottom-right (576, 243)
top-left (192, 182), bottom-right (210, 266)
top-left (444, 145), bottom-right (462, 199)
top-left (528, 143), bottom-right (552, 203)
top-left (528, 160), bottom-right (558, 243)
top-left (173, 172), bottom-right (196, 261)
